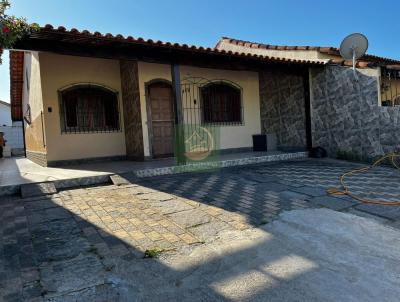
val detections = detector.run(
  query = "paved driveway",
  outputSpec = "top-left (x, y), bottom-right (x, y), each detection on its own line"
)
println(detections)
top-left (1, 158), bottom-right (400, 301)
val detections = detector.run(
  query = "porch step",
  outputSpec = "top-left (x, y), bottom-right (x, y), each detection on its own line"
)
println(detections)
top-left (0, 151), bottom-right (308, 197)
top-left (110, 172), bottom-right (137, 186)
top-left (20, 182), bottom-right (57, 198)
top-left (134, 151), bottom-right (308, 178)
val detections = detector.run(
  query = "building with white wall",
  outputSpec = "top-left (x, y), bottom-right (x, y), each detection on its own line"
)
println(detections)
top-left (0, 100), bottom-right (24, 155)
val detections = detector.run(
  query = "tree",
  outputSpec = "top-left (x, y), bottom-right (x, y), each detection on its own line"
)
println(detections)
top-left (0, 0), bottom-right (38, 63)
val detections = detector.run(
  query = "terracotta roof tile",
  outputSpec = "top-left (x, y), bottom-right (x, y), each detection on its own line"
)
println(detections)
top-left (9, 51), bottom-right (24, 121)
top-left (20, 25), bottom-right (327, 66)
top-left (219, 37), bottom-right (400, 65)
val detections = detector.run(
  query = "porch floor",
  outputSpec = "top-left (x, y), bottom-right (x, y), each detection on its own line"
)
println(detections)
top-left (0, 150), bottom-right (307, 196)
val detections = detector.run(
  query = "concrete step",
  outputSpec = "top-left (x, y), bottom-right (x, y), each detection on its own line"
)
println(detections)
top-left (110, 172), bottom-right (137, 186)
top-left (0, 151), bottom-right (308, 197)
top-left (20, 182), bottom-right (57, 198)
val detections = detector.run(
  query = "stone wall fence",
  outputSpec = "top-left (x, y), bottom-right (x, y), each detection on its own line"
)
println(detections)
top-left (310, 65), bottom-right (400, 161)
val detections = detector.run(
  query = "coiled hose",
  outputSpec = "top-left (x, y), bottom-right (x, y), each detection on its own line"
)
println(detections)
top-left (327, 152), bottom-right (400, 205)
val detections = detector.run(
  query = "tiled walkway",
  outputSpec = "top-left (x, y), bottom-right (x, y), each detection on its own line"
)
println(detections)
top-left (136, 159), bottom-right (400, 223)
top-left (0, 184), bottom-right (251, 301)
top-left (1, 158), bottom-right (400, 301)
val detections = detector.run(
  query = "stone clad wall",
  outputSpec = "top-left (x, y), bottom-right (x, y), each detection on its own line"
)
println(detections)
top-left (120, 60), bottom-right (144, 160)
top-left (259, 70), bottom-right (307, 151)
top-left (310, 65), bottom-right (400, 159)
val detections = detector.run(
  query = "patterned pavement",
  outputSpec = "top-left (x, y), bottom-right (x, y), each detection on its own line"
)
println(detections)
top-left (136, 158), bottom-right (400, 223)
top-left (0, 184), bottom-right (251, 301)
top-left (1, 158), bottom-right (400, 301)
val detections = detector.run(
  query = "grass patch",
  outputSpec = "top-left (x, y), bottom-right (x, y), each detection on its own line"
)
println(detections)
top-left (144, 248), bottom-right (164, 258)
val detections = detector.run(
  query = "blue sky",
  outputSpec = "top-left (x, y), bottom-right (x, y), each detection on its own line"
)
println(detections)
top-left (1, 0), bottom-right (399, 102)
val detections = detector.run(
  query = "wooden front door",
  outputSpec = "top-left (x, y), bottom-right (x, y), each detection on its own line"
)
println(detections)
top-left (148, 82), bottom-right (175, 158)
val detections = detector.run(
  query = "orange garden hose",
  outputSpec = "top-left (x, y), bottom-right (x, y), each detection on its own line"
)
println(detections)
top-left (327, 152), bottom-right (400, 205)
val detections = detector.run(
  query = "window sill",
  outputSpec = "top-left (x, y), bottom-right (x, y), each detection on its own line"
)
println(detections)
top-left (201, 122), bottom-right (244, 127)
top-left (61, 129), bottom-right (122, 134)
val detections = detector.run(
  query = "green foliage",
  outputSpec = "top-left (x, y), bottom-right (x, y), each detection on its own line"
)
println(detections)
top-left (0, 0), bottom-right (39, 63)
top-left (144, 248), bottom-right (164, 258)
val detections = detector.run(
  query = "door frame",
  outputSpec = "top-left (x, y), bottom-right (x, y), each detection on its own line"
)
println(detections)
top-left (145, 79), bottom-right (174, 159)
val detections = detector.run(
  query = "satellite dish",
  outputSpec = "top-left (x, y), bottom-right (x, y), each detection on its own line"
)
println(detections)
top-left (339, 33), bottom-right (368, 70)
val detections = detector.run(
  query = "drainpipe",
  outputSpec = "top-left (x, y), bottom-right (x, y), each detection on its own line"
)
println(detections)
top-left (22, 118), bottom-right (27, 157)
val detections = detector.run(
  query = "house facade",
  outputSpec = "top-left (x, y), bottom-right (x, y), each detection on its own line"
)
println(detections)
top-left (18, 52), bottom-right (264, 165)
top-left (9, 26), bottom-right (400, 166)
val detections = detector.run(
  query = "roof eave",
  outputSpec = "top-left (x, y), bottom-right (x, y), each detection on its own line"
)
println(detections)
top-left (11, 26), bottom-right (326, 70)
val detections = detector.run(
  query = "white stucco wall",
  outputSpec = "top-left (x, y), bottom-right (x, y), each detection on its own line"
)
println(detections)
top-left (39, 53), bottom-right (126, 162)
top-left (0, 102), bottom-right (12, 126)
top-left (27, 53), bottom-right (261, 162)
top-left (216, 40), bottom-right (332, 63)
top-left (23, 51), bottom-right (47, 154)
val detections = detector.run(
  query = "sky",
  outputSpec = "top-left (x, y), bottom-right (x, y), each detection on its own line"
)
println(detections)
top-left (1, 0), bottom-right (399, 102)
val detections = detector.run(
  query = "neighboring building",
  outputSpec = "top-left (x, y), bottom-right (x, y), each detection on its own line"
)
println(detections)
top-left (0, 100), bottom-right (24, 155)
top-left (9, 25), bottom-right (400, 166)
top-left (0, 100), bottom-right (12, 126)
top-left (216, 37), bottom-right (400, 106)
top-left (216, 37), bottom-right (400, 158)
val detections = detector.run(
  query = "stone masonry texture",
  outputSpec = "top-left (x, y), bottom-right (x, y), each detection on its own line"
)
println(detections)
top-left (310, 65), bottom-right (400, 159)
top-left (259, 70), bottom-right (307, 151)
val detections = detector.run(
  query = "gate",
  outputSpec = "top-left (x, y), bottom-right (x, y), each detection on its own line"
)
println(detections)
top-left (175, 77), bottom-right (243, 165)
top-left (381, 67), bottom-right (400, 106)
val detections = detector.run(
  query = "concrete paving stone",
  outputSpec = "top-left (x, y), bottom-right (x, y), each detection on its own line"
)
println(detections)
top-left (23, 199), bottom-right (59, 212)
top-left (140, 191), bottom-right (175, 202)
top-left (241, 173), bottom-right (280, 183)
top-left (138, 224), bottom-right (153, 234)
top-left (102, 235), bottom-right (124, 248)
top-left (259, 182), bottom-right (289, 192)
top-left (166, 224), bottom-right (186, 235)
top-left (3, 292), bottom-right (23, 302)
top-left (135, 238), bottom-right (157, 250)
top-left (278, 190), bottom-right (309, 203)
top-left (292, 185), bottom-right (329, 197)
top-left (345, 208), bottom-right (390, 224)
top-left (188, 220), bottom-right (231, 241)
top-left (310, 196), bottom-right (357, 211)
top-left (179, 233), bottom-right (198, 244)
top-left (162, 232), bottom-right (181, 243)
top-left (39, 254), bottom-right (106, 295)
top-left (110, 244), bottom-right (130, 257)
top-left (167, 209), bottom-right (212, 229)
top-left (33, 235), bottom-right (91, 263)
top-left (29, 219), bottom-right (80, 242)
top-left (109, 173), bottom-right (135, 186)
top-left (20, 268), bottom-right (39, 283)
top-left (154, 240), bottom-right (174, 250)
top-left (355, 203), bottom-right (400, 220)
top-left (3, 159), bottom-right (400, 300)
top-left (22, 281), bottom-right (42, 299)
top-left (276, 179), bottom-right (305, 187)
top-left (44, 207), bottom-right (72, 222)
